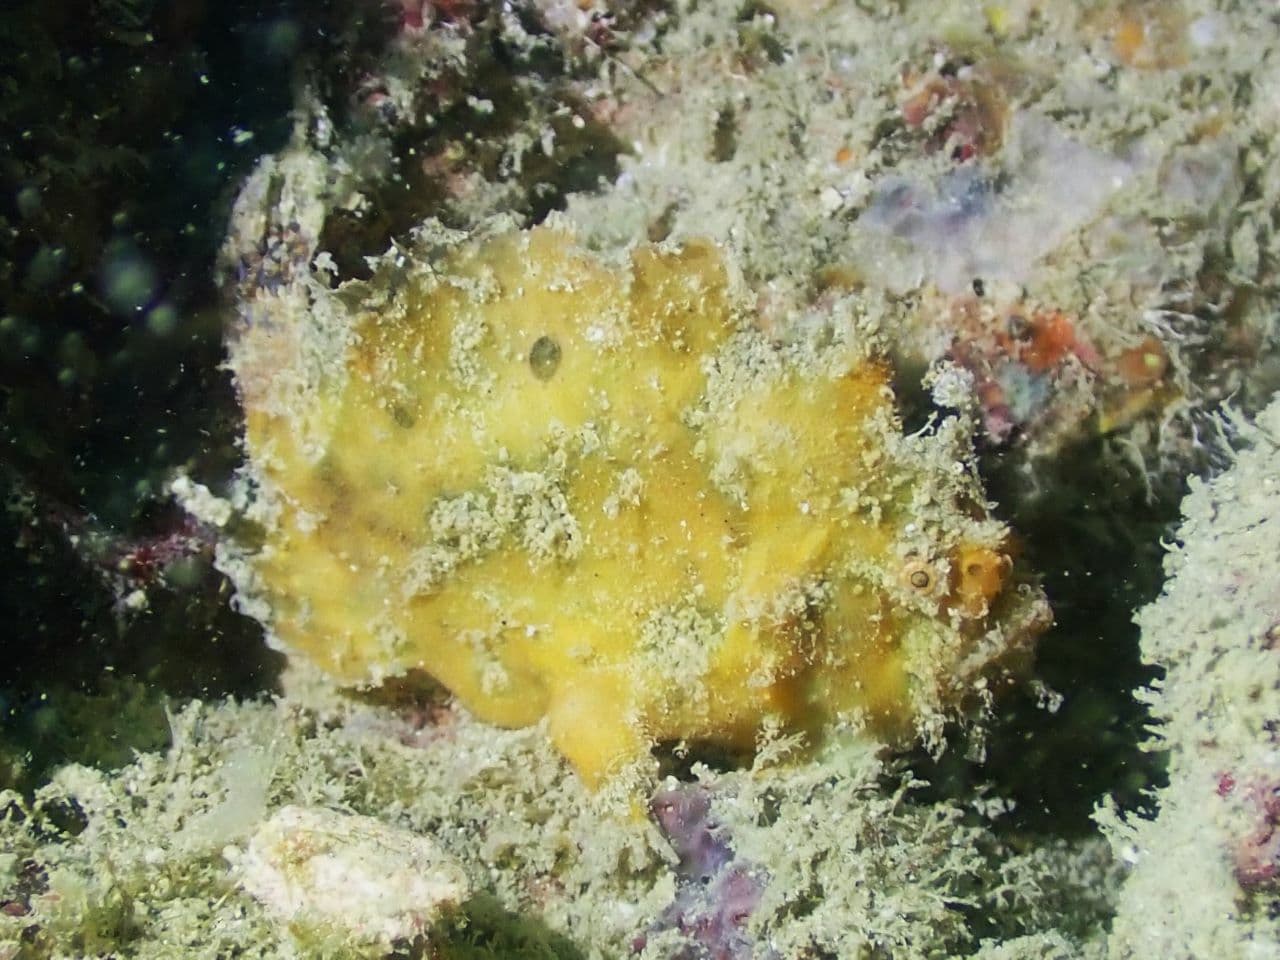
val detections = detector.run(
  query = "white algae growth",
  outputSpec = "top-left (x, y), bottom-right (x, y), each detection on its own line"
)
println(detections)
top-left (1101, 397), bottom-right (1280, 959)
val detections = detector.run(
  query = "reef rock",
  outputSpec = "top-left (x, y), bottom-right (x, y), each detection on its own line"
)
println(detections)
top-left (221, 220), bottom-right (1049, 786)
top-left (231, 805), bottom-right (470, 951)
top-left (1101, 396), bottom-right (1280, 956)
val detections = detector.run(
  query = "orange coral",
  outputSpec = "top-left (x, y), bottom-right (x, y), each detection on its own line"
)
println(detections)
top-left (1020, 310), bottom-right (1079, 373)
top-left (1105, 4), bottom-right (1189, 70)
top-left (1115, 336), bottom-right (1169, 388)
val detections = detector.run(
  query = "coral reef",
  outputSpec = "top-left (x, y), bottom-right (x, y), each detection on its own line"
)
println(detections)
top-left (6, 0), bottom-right (1280, 956)
top-left (559, 0), bottom-right (1280, 478)
top-left (1099, 396), bottom-right (1280, 956)
top-left (0, 688), bottom-right (1118, 960)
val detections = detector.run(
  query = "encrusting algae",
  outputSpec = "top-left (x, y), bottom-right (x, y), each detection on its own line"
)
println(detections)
top-left (225, 222), bottom-right (1049, 787)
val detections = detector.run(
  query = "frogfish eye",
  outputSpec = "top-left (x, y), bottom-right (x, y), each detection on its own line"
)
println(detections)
top-left (902, 559), bottom-right (938, 593)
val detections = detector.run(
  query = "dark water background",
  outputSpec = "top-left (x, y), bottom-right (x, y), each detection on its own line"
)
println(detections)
top-left (0, 0), bottom-right (314, 785)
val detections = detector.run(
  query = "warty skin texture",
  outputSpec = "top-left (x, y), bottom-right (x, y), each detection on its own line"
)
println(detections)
top-left (230, 224), bottom-right (1049, 787)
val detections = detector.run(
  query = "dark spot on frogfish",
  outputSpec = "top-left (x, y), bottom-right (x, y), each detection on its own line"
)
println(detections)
top-left (529, 334), bottom-right (562, 380)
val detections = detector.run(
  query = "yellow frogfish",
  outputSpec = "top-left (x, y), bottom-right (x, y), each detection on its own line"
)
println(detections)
top-left (224, 222), bottom-right (1049, 787)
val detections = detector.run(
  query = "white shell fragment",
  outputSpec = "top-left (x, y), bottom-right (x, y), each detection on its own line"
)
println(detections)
top-left (231, 805), bottom-right (471, 948)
